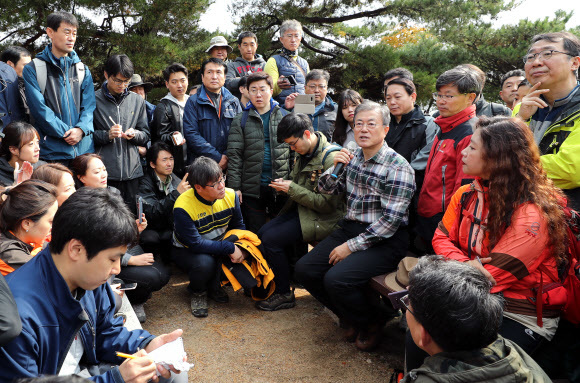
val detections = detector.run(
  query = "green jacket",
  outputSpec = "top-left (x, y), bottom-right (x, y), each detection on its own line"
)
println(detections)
top-left (402, 337), bottom-right (551, 383)
top-left (227, 103), bottom-right (290, 199)
top-left (279, 133), bottom-right (346, 242)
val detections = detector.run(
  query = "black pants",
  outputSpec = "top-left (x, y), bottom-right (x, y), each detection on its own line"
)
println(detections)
top-left (117, 260), bottom-right (171, 304)
top-left (172, 247), bottom-right (219, 293)
top-left (242, 185), bottom-right (287, 233)
top-left (404, 314), bottom-right (548, 372)
top-left (109, 178), bottom-right (140, 214)
top-left (295, 220), bottom-right (408, 327)
top-left (140, 229), bottom-right (173, 263)
top-left (258, 208), bottom-right (303, 294)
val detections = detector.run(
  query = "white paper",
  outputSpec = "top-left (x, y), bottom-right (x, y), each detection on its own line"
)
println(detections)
top-left (147, 337), bottom-right (193, 373)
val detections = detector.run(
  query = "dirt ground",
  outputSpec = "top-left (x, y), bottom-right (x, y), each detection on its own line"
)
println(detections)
top-left (142, 269), bottom-right (405, 383)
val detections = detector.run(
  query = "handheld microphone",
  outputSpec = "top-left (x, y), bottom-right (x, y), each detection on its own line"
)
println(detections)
top-left (331, 142), bottom-right (357, 178)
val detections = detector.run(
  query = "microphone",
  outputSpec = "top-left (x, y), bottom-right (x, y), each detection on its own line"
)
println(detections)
top-left (331, 142), bottom-right (357, 178)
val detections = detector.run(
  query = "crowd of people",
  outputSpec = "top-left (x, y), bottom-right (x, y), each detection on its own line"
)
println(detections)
top-left (0, 9), bottom-right (579, 383)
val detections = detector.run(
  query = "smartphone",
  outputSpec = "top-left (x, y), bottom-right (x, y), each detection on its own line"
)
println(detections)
top-left (137, 196), bottom-right (143, 224)
top-left (286, 74), bottom-right (297, 85)
top-left (118, 282), bottom-right (137, 291)
top-left (387, 289), bottom-right (408, 310)
top-left (171, 131), bottom-right (184, 145)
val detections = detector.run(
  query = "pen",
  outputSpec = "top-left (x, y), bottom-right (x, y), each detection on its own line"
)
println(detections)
top-left (476, 256), bottom-right (483, 265)
top-left (116, 351), bottom-right (137, 360)
top-left (108, 116), bottom-right (117, 126)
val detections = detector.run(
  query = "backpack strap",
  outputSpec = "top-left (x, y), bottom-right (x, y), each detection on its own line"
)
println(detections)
top-left (320, 144), bottom-right (342, 166)
top-left (34, 59), bottom-right (85, 95)
top-left (75, 62), bottom-right (85, 86)
top-left (33, 58), bottom-right (47, 95)
top-left (240, 109), bottom-right (250, 132)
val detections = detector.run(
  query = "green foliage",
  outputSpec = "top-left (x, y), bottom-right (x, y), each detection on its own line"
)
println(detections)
top-left (0, 0), bottom-right (212, 84)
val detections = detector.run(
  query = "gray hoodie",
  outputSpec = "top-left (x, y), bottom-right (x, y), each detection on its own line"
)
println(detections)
top-left (225, 54), bottom-right (267, 99)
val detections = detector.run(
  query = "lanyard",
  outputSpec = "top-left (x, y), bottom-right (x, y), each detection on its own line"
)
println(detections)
top-left (207, 93), bottom-right (223, 120)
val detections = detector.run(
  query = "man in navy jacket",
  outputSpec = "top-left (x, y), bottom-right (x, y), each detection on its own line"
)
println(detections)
top-left (0, 188), bottom-right (186, 383)
top-left (183, 58), bottom-right (241, 170)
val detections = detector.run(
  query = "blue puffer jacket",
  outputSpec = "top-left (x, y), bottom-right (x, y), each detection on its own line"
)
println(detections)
top-left (0, 248), bottom-right (155, 383)
top-left (182, 85), bottom-right (241, 163)
top-left (23, 45), bottom-right (95, 161)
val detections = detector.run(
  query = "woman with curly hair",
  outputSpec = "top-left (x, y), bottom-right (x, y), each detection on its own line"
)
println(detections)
top-left (415, 116), bottom-right (568, 358)
top-left (332, 89), bottom-right (363, 147)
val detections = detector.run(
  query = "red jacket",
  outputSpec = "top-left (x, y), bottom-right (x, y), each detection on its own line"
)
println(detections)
top-left (418, 108), bottom-right (476, 218)
top-left (433, 179), bottom-right (560, 319)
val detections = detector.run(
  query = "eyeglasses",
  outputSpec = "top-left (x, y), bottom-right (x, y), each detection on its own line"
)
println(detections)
top-left (110, 77), bottom-right (131, 85)
top-left (399, 294), bottom-right (414, 316)
top-left (354, 121), bottom-right (379, 130)
top-left (432, 92), bottom-right (466, 101)
top-left (287, 137), bottom-right (301, 148)
top-left (307, 84), bottom-right (327, 91)
top-left (523, 49), bottom-right (575, 64)
top-left (248, 88), bottom-right (270, 95)
top-left (206, 175), bottom-right (226, 189)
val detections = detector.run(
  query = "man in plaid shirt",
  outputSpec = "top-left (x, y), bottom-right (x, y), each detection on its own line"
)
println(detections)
top-left (295, 101), bottom-right (415, 352)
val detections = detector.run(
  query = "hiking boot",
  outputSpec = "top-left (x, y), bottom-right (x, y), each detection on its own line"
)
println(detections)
top-left (190, 292), bottom-right (208, 318)
top-left (255, 290), bottom-right (296, 311)
top-left (132, 303), bottom-right (147, 323)
top-left (208, 285), bottom-right (229, 303)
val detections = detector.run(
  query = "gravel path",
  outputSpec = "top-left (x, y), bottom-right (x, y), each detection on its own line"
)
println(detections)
top-left (142, 270), bottom-right (405, 382)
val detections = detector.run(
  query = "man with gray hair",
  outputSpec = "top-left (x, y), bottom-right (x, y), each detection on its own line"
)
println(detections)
top-left (284, 69), bottom-right (337, 140)
top-left (295, 101), bottom-right (415, 352)
top-left (402, 256), bottom-right (550, 382)
top-left (264, 19), bottom-right (310, 104)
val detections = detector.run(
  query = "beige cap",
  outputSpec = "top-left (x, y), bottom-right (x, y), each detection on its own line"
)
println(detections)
top-left (206, 36), bottom-right (233, 54)
top-left (384, 257), bottom-right (419, 293)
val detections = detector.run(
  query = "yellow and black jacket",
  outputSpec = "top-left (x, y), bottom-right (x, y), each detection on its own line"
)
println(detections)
top-left (220, 229), bottom-right (276, 300)
top-left (172, 188), bottom-right (245, 256)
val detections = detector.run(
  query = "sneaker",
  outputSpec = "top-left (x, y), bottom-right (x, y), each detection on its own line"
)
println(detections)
top-left (208, 285), bottom-right (229, 303)
top-left (190, 292), bottom-right (208, 318)
top-left (132, 303), bottom-right (147, 323)
top-left (255, 290), bottom-right (296, 311)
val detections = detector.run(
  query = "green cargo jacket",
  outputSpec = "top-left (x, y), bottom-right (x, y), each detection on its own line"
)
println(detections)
top-left (279, 133), bottom-right (346, 242)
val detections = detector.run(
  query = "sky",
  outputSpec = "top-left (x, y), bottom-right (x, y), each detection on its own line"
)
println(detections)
top-left (199, 0), bottom-right (580, 34)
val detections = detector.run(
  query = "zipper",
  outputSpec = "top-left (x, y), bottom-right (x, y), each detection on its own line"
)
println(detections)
top-left (426, 139), bottom-right (444, 173)
top-left (441, 164), bottom-right (447, 213)
top-left (466, 197), bottom-right (480, 260)
top-left (56, 308), bottom-right (89, 373)
top-left (117, 104), bottom-right (123, 180)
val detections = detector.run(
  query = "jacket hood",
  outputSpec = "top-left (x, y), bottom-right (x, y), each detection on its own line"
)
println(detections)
top-left (161, 92), bottom-right (189, 108)
top-left (233, 54), bottom-right (266, 66)
top-left (37, 44), bottom-right (81, 66)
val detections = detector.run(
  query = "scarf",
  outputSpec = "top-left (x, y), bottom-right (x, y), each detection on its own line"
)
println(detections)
top-left (434, 104), bottom-right (476, 133)
top-left (281, 47), bottom-right (297, 57)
